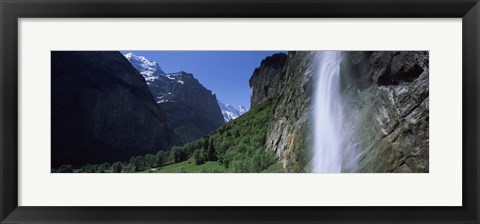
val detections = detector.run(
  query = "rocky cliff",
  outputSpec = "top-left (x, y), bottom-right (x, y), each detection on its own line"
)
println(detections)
top-left (148, 71), bottom-right (225, 144)
top-left (340, 51), bottom-right (429, 172)
top-left (51, 51), bottom-right (174, 168)
top-left (124, 52), bottom-right (225, 145)
top-left (249, 51), bottom-right (429, 173)
top-left (249, 52), bottom-right (315, 172)
top-left (249, 53), bottom-right (288, 108)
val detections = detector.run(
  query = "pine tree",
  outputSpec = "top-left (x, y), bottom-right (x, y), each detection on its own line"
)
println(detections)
top-left (112, 162), bottom-right (122, 173)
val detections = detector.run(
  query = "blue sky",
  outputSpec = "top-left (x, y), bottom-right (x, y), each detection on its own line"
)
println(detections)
top-left (120, 51), bottom-right (285, 107)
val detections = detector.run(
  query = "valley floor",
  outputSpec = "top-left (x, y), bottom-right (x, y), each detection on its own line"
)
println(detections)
top-left (142, 157), bottom-right (284, 173)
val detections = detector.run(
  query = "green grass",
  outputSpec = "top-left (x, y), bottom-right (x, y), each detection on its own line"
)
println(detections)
top-left (147, 157), bottom-right (227, 173)
top-left (147, 158), bottom-right (284, 173)
top-left (71, 158), bottom-right (283, 173)
top-left (144, 158), bottom-right (284, 173)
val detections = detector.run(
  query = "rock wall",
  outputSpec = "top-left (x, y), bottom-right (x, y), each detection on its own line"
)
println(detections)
top-left (249, 51), bottom-right (429, 173)
top-left (249, 53), bottom-right (288, 108)
top-left (51, 51), bottom-right (174, 168)
top-left (249, 52), bottom-right (316, 172)
top-left (340, 51), bottom-right (429, 172)
top-left (264, 52), bottom-right (316, 172)
top-left (149, 71), bottom-right (225, 144)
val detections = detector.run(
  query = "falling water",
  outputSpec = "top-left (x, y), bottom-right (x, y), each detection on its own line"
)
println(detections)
top-left (312, 51), bottom-right (344, 173)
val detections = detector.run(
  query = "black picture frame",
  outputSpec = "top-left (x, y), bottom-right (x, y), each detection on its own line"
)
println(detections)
top-left (1, 0), bottom-right (479, 223)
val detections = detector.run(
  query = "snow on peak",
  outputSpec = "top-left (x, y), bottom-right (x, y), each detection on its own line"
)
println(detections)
top-left (124, 52), bottom-right (137, 60)
top-left (217, 100), bottom-right (250, 122)
top-left (123, 52), bottom-right (166, 85)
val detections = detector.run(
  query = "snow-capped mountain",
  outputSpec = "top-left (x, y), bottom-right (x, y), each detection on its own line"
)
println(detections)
top-left (123, 52), bottom-right (225, 144)
top-left (217, 100), bottom-right (250, 122)
top-left (124, 52), bottom-right (165, 84)
top-left (148, 71), bottom-right (196, 104)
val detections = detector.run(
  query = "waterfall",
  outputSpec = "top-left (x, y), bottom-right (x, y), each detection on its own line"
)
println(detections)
top-left (312, 51), bottom-right (344, 173)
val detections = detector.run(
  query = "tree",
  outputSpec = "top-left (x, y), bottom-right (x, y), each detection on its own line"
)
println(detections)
top-left (97, 164), bottom-right (106, 173)
top-left (217, 141), bottom-right (230, 164)
top-left (203, 137), bottom-right (209, 150)
top-left (129, 157), bottom-right (136, 172)
top-left (112, 162), bottom-right (122, 173)
top-left (79, 165), bottom-right (88, 173)
top-left (155, 150), bottom-right (167, 167)
top-left (207, 138), bottom-right (217, 161)
top-left (128, 156), bottom-right (145, 172)
top-left (103, 162), bottom-right (112, 170)
top-left (96, 162), bottom-right (111, 173)
top-left (56, 165), bottom-right (73, 173)
top-left (193, 149), bottom-right (205, 165)
top-left (144, 154), bottom-right (156, 169)
top-left (171, 146), bottom-right (187, 163)
top-left (81, 163), bottom-right (97, 173)
top-left (134, 156), bottom-right (145, 171)
top-left (234, 129), bottom-right (240, 138)
top-left (182, 143), bottom-right (196, 157)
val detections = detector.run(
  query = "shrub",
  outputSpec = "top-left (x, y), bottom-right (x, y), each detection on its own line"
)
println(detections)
top-left (171, 146), bottom-right (188, 163)
top-left (193, 149), bottom-right (205, 165)
top-left (155, 150), bottom-right (168, 167)
top-left (56, 165), bottom-right (73, 173)
top-left (112, 162), bottom-right (123, 173)
top-left (144, 154), bottom-right (156, 169)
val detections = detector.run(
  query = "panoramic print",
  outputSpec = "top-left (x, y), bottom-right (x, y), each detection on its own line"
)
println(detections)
top-left (51, 51), bottom-right (429, 173)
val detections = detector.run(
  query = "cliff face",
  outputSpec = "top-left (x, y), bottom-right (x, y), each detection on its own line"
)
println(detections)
top-left (340, 51), bottom-right (429, 172)
top-left (148, 72), bottom-right (225, 144)
top-left (249, 51), bottom-right (429, 173)
top-left (249, 53), bottom-right (288, 108)
top-left (51, 51), bottom-right (174, 167)
top-left (124, 52), bottom-right (225, 145)
top-left (249, 52), bottom-right (316, 172)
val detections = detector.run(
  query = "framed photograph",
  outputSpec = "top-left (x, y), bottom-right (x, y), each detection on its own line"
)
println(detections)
top-left (1, 0), bottom-right (479, 223)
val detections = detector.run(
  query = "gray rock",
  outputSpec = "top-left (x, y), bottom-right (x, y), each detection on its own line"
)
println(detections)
top-left (149, 71), bottom-right (225, 144)
top-left (250, 52), bottom-right (315, 172)
top-left (250, 51), bottom-right (429, 173)
top-left (249, 53), bottom-right (288, 108)
top-left (341, 51), bottom-right (429, 173)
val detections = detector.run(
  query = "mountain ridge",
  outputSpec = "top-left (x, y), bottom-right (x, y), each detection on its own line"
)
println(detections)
top-left (217, 100), bottom-right (249, 122)
top-left (123, 52), bottom-right (225, 145)
top-left (124, 52), bottom-right (166, 84)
